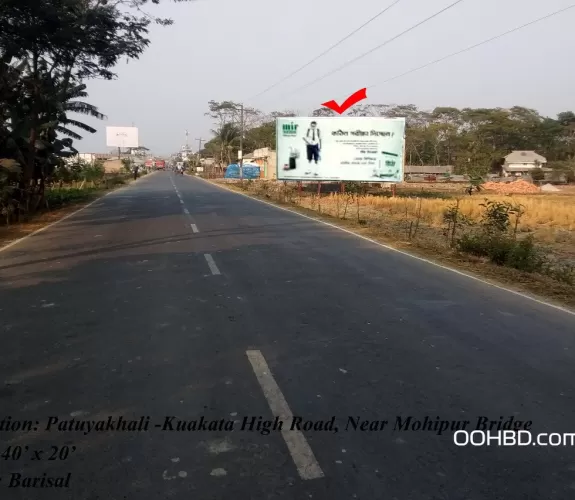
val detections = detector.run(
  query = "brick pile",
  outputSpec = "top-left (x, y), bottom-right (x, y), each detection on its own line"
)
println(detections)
top-left (481, 179), bottom-right (540, 194)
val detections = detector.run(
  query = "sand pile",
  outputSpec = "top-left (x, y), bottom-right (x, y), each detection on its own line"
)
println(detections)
top-left (541, 183), bottom-right (561, 192)
top-left (481, 179), bottom-right (540, 194)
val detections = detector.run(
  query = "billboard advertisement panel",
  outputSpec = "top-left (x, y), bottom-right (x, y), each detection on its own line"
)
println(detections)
top-left (106, 126), bottom-right (139, 148)
top-left (276, 116), bottom-right (405, 182)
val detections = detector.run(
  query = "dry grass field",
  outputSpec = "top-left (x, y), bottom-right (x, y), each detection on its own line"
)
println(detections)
top-left (301, 190), bottom-right (575, 263)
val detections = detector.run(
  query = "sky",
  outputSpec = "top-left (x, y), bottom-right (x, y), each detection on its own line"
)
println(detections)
top-left (80, 0), bottom-right (575, 156)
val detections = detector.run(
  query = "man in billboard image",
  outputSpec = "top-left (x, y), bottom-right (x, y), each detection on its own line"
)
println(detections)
top-left (303, 121), bottom-right (321, 176)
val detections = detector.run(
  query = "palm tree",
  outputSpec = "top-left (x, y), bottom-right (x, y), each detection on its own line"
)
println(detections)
top-left (32, 79), bottom-right (106, 205)
top-left (1, 57), bottom-right (105, 214)
top-left (211, 122), bottom-right (240, 166)
top-left (55, 83), bottom-right (105, 141)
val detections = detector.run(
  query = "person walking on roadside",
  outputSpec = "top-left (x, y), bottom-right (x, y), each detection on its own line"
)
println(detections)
top-left (133, 165), bottom-right (139, 180)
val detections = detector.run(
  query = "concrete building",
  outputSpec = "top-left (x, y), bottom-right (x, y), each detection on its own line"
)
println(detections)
top-left (66, 152), bottom-right (132, 165)
top-left (503, 151), bottom-right (547, 176)
top-left (404, 165), bottom-right (454, 175)
top-left (200, 157), bottom-right (215, 167)
top-left (128, 146), bottom-right (149, 155)
top-left (251, 148), bottom-right (277, 179)
top-left (404, 165), bottom-right (454, 181)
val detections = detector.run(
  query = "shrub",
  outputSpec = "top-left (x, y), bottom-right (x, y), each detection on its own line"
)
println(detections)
top-left (45, 187), bottom-right (98, 207)
top-left (455, 198), bottom-right (546, 273)
top-left (83, 162), bottom-right (105, 184)
top-left (544, 262), bottom-right (575, 285)
top-left (456, 233), bottom-right (490, 257)
top-left (531, 168), bottom-right (545, 181)
top-left (505, 235), bottom-right (546, 272)
top-left (105, 174), bottom-right (126, 187)
top-left (456, 233), bottom-right (545, 272)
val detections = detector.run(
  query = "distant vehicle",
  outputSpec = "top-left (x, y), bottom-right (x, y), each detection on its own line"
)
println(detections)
top-left (155, 160), bottom-right (166, 170)
top-left (145, 159), bottom-right (153, 169)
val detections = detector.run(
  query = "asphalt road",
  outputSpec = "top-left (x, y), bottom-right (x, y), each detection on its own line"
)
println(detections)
top-left (1, 171), bottom-right (575, 500)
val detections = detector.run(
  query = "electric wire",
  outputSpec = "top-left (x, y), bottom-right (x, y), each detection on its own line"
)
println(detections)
top-left (277, 0), bottom-right (468, 99)
top-left (246, 0), bottom-right (404, 102)
top-left (366, 4), bottom-right (575, 89)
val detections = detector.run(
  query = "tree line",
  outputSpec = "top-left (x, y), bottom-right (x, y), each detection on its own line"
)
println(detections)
top-left (202, 100), bottom-right (575, 179)
top-left (0, 0), bottom-right (192, 222)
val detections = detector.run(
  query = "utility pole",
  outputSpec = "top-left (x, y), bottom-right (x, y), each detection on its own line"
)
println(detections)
top-left (195, 137), bottom-right (204, 172)
top-left (239, 104), bottom-right (244, 181)
top-left (195, 137), bottom-right (204, 159)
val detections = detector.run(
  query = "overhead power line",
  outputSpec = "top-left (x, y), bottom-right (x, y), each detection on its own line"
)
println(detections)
top-left (278, 0), bottom-right (468, 99)
top-left (367, 4), bottom-right (575, 89)
top-left (246, 0), bottom-right (404, 102)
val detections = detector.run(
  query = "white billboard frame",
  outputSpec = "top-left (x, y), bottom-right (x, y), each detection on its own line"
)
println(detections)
top-left (106, 126), bottom-right (139, 148)
top-left (276, 116), bottom-right (405, 183)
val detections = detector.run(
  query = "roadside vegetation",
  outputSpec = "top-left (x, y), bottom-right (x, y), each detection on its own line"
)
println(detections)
top-left (0, 158), bottom-right (147, 246)
top-left (201, 98), bottom-right (575, 306)
top-left (0, 0), bottom-right (192, 231)
top-left (201, 101), bottom-right (575, 182)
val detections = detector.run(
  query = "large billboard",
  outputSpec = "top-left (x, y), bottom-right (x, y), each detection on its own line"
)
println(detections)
top-left (276, 116), bottom-right (405, 182)
top-left (106, 126), bottom-right (139, 148)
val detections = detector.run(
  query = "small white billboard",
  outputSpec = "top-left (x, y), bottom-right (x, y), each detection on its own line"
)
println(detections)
top-left (106, 126), bottom-right (139, 148)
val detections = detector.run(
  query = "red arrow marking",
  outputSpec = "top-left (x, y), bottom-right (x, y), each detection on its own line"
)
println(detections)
top-left (321, 88), bottom-right (367, 114)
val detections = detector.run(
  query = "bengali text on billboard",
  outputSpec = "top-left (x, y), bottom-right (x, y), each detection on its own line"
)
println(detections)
top-left (276, 116), bottom-right (405, 182)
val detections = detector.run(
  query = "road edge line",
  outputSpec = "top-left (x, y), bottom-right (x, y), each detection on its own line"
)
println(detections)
top-left (196, 177), bottom-right (575, 317)
top-left (0, 173), bottom-right (154, 254)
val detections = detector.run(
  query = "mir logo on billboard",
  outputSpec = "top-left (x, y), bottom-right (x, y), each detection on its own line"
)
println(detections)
top-left (282, 122), bottom-right (298, 136)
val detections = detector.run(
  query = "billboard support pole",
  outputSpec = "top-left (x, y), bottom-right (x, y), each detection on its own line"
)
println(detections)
top-left (239, 104), bottom-right (244, 182)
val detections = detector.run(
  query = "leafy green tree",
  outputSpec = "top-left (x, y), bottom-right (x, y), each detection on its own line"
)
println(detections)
top-left (0, 0), bottom-right (194, 219)
top-left (211, 123), bottom-right (240, 166)
top-left (206, 100), bottom-right (575, 180)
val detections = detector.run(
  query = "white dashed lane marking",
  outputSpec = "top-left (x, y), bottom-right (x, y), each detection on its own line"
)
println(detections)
top-left (246, 349), bottom-right (324, 480)
top-left (204, 254), bottom-right (221, 275)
